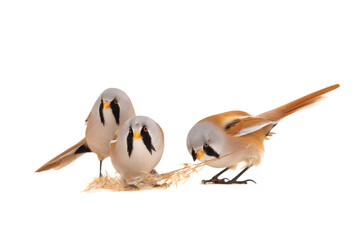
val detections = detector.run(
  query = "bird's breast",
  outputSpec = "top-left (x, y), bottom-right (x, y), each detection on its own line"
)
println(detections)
top-left (111, 139), bottom-right (164, 178)
top-left (85, 114), bottom-right (119, 160)
top-left (205, 137), bottom-right (264, 168)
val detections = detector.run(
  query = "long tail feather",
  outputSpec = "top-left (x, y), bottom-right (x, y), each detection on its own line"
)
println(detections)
top-left (35, 138), bottom-right (91, 172)
top-left (258, 84), bottom-right (339, 122)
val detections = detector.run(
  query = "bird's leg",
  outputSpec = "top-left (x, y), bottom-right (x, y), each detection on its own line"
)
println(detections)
top-left (226, 165), bottom-right (256, 185)
top-left (99, 160), bottom-right (103, 178)
top-left (202, 167), bottom-right (230, 184)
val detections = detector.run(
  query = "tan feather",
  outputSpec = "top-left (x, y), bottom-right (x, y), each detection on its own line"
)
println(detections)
top-left (201, 111), bottom-right (274, 136)
top-left (201, 111), bottom-right (250, 128)
top-left (258, 84), bottom-right (340, 122)
top-left (35, 138), bottom-right (89, 172)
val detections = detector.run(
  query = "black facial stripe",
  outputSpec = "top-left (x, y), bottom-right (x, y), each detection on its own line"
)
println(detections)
top-left (225, 119), bottom-right (241, 130)
top-left (127, 128), bottom-right (134, 157)
top-left (99, 100), bottom-right (105, 125)
top-left (203, 145), bottom-right (220, 158)
top-left (141, 126), bottom-right (156, 154)
top-left (75, 143), bottom-right (92, 155)
top-left (191, 149), bottom-right (197, 161)
top-left (110, 99), bottom-right (120, 125)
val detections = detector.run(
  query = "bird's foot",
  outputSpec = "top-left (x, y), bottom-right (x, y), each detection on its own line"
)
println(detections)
top-left (152, 183), bottom-right (169, 189)
top-left (201, 178), bottom-right (229, 184)
top-left (202, 178), bottom-right (256, 185)
top-left (150, 169), bottom-right (159, 175)
top-left (126, 184), bottom-right (139, 190)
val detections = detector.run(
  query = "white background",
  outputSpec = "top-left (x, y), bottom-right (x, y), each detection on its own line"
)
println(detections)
top-left (1, 1), bottom-right (360, 239)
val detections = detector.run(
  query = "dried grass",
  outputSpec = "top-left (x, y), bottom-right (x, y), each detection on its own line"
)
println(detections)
top-left (84, 159), bottom-right (217, 192)
top-left (84, 148), bottom-right (244, 192)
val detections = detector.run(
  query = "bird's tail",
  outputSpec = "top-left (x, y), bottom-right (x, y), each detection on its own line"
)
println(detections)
top-left (258, 84), bottom-right (340, 122)
top-left (35, 138), bottom-right (92, 172)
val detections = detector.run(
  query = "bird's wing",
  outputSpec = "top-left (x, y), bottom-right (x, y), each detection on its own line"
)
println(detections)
top-left (224, 116), bottom-right (275, 137)
top-left (202, 110), bottom-right (275, 137)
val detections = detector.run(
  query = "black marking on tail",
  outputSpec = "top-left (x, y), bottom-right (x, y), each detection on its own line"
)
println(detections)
top-left (75, 144), bottom-right (92, 154)
top-left (266, 123), bottom-right (278, 136)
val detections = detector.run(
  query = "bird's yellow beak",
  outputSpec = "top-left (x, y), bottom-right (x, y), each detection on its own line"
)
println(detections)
top-left (103, 101), bottom-right (110, 109)
top-left (197, 151), bottom-right (204, 160)
top-left (133, 132), bottom-right (141, 140)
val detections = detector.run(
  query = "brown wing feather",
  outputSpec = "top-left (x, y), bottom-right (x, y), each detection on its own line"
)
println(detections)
top-left (35, 138), bottom-right (88, 172)
top-left (201, 111), bottom-right (274, 136)
top-left (225, 117), bottom-right (274, 136)
top-left (201, 110), bottom-right (251, 126)
top-left (258, 84), bottom-right (339, 122)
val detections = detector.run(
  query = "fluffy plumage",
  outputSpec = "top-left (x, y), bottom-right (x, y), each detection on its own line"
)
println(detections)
top-left (187, 84), bottom-right (340, 184)
top-left (35, 88), bottom-right (135, 177)
top-left (110, 116), bottom-right (164, 179)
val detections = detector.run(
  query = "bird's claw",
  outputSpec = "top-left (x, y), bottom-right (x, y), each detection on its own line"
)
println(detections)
top-left (202, 178), bottom-right (256, 185)
top-left (202, 178), bottom-right (230, 184)
top-left (227, 179), bottom-right (257, 185)
top-left (152, 183), bottom-right (169, 188)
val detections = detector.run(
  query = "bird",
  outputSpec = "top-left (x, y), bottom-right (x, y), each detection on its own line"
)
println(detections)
top-left (110, 116), bottom-right (164, 180)
top-left (35, 88), bottom-right (136, 177)
top-left (186, 84), bottom-right (340, 185)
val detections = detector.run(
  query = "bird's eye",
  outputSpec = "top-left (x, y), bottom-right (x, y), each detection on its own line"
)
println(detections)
top-left (143, 126), bottom-right (148, 132)
top-left (203, 143), bottom-right (220, 158)
top-left (129, 127), bottom-right (132, 133)
top-left (113, 99), bottom-right (118, 104)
